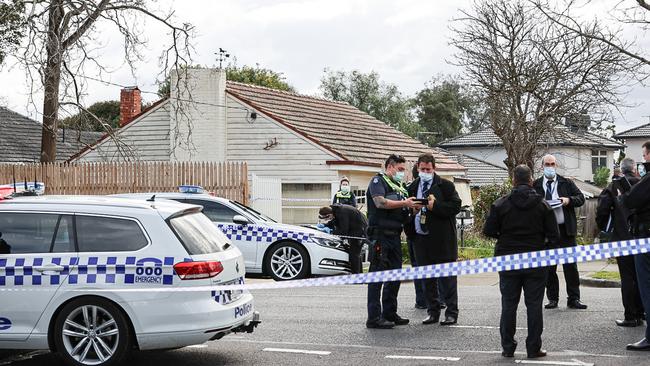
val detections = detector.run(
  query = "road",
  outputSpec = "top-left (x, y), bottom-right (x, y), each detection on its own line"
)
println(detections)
top-left (1, 272), bottom-right (647, 366)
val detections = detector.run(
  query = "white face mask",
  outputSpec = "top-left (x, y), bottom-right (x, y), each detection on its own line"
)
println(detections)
top-left (340, 185), bottom-right (350, 193)
top-left (419, 172), bottom-right (433, 182)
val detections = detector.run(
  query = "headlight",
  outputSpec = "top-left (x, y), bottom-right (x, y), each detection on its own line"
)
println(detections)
top-left (309, 236), bottom-right (347, 251)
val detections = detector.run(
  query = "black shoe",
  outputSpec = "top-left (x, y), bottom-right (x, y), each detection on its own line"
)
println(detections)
top-left (627, 338), bottom-right (650, 351)
top-left (527, 350), bottom-right (547, 358)
top-left (568, 300), bottom-right (588, 310)
top-left (616, 319), bottom-right (643, 327)
top-left (501, 351), bottom-right (514, 358)
top-left (414, 303), bottom-right (427, 310)
top-left (440, 316), bottom-right (457, 326)
top-left (544, 300), bottom-right (558, 309)
top-left (385, 314), bottom-right (409, 326)
top-left (366, 319), bottom-right (395, 329)
top-left (440, 303), bottom-right (447, 309)
top-left (422, 314), bottom-right (439, 325)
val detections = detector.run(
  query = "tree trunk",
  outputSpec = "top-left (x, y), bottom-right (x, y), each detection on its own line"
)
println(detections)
top-left (40, 2), bottom-right (63, 163)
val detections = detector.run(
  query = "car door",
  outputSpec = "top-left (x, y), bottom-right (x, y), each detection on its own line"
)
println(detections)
top-left (181, 199), bottom-right (258, 269)
top-left (0, 212), bottom-right (77, 341)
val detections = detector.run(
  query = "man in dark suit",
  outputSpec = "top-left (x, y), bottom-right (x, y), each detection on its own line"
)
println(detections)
top-left (319, 204), bottom-right (368, 274)
top-left (533, 154), bottom-right (587, 310)
top-left (405, 153), bottom-right (461, 325)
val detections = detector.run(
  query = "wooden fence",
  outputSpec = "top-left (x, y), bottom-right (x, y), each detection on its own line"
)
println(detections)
top-left (0, 162), bottom-right (249, 204)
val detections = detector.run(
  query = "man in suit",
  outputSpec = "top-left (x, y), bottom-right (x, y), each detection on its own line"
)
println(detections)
top-left (533, 154), bottom-right (587, 310)
top-left (405, 153), bottom-right (461, 325)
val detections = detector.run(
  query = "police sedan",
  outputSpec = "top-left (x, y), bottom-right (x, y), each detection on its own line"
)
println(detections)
top-left (114, 188), bottom-right (351, 281)
top-left (0, 196), bottom-right (259, 366)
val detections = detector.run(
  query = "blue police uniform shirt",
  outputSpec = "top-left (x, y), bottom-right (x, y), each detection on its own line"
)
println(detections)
top-left (368, 176), bottom-right (387, 200)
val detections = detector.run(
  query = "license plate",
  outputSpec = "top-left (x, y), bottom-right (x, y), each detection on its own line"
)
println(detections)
top-left (234, 300), bottom-right (253, 319)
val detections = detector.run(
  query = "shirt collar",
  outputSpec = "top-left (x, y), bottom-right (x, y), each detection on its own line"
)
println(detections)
top-left (543, 176), bottom-right (556, 186)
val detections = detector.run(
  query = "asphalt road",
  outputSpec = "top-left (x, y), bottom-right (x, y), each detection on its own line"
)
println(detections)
top-left (1, 274), bottom-right (648, 366)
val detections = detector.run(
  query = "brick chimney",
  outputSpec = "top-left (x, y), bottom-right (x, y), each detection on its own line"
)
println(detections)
top-left (120, 86), bottom-right (142, 126)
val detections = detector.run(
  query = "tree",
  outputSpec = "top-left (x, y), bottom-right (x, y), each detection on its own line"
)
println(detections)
top-left (319, 69), bottom-right (423, 138)
top-left (411, 75), bottom-right (486, 144)
top-left (450, 0), bottom-right (635, 173)
top-left (0, 0), bottom-right (25, 65)
top-left (60, 100), bottom-right (122, 131)
top-left (15, 1), bottom-right (193, 162)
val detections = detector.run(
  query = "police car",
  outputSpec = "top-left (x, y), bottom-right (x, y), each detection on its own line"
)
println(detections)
top-left (114, 188), bottom-right (351, 281)
top-left (0, 196), bottom-right (259, 366)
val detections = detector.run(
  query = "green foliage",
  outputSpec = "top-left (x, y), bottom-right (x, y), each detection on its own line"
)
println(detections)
top-left (60, 101), bottom-right (122, 131)
top-left (591, 270), bottom-right (620, 281)
top-left (593, 166), bottom-right (610, 188)
top-left (472, 180), bottom-right (512, 232)
top-left (226, 63), bottom-right (294, 92)
top-left (0, 0), bottom-right (25, 65)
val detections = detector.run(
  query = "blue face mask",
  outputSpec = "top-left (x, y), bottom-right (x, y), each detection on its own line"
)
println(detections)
top-left (394, 171), bottom-right (405, 183)
top-left (543, 167), bottom-right (556, 180)
top-left (419, 172), bottom-right (433, 182)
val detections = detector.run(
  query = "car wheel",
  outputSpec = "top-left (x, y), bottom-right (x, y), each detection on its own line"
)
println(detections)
top-left (266, 242), bottom-right (310, 281)
top-left (53, 297), bottom-right (132, 366)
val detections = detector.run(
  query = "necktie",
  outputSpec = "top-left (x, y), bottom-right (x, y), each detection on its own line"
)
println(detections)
top-left (422, 182), bottom-right (429, 198)
top-left (545, 181), bottom-right (553, 200)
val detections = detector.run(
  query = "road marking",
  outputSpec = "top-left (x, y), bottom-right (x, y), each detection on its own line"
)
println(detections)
top-left (448, 325), bottom-right (526, 330)
top-left (263, 347), bottom-right (331, 355)
top-left (386, 355), bottom-right (460, 361)
top-left (515, 359), bottom-right (593, 366)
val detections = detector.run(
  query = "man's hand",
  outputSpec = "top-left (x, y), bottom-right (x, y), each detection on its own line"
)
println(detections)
top-left (403, 197), bottom-right (418, 209)
top-left (560, 197), bottom-right (570, 206)
top-left (427, 194), bottom-right (436, 210)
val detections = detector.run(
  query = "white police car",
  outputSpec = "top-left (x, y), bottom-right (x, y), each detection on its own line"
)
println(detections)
top-left (114, 188), bottom-right (351, 281)
top-left (0, 196), bottom-right (259, 366)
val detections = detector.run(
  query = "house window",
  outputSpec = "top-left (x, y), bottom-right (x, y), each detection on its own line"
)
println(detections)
top-left (591, 150), bottom-right (608, 173)
top-left (353, 188), bottom-right (366, 205)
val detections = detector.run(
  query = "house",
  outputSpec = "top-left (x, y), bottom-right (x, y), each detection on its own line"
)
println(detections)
top-left (438, 126), bottom-right (623, 182)
top-left (0, 106), bottom-right (101, 163)
top-left (70, 68), bottom-right (468, 224)
top-left (451, 154), bottom-right (510, 189)
top-left (613, 122), bottom-right (650, 162)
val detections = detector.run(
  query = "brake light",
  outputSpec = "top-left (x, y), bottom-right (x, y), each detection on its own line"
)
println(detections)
top-left (173, 261), bottom-right (224, 280)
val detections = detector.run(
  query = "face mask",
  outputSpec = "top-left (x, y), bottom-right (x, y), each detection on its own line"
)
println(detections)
top-left (640, 164), bottom-right (647, 177)
top-left (543, 167), bottom-right (556, 180)
top-left (340, 185), bottom-right (350, 193)
top-left (393, 171), bottom-right (405, 183)
top-left (419, 172), bottom-right (433, 182)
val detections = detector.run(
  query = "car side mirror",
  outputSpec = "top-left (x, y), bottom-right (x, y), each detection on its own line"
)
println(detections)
top-left (233, 215), bottom-right (250, 226)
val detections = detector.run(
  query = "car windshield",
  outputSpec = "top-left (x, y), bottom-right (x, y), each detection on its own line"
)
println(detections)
top-left (230, 201), bottom-right (277, 223)
top-left (168, 212), bottom-right (231, 254)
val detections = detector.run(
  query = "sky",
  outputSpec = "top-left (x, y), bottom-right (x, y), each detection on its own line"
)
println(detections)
top-left (0, 0), bottom-right (648, 132)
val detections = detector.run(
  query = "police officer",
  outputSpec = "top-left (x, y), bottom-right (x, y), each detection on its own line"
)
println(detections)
top-left (318, 204), bottom-right (368, 274)
top-left (333, 177), bottom-right (357, 207)
top-left (366, 154), bottom-right (418, 329)
top-left (484, 165), bottom-right (560, 359)
top-left (623, 141), bottom-right (650, 351)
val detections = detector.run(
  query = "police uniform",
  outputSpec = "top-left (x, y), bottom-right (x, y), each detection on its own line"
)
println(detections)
top-left (366, 173), bottom-right (408, 326)
top-left (333, 190), bottom-right (357, 207)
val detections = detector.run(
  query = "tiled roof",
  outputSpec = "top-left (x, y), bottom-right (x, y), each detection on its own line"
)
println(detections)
top-left (439, 127), bottom-right (623, 149)
top-left (613, 122), bottom-right (650, 139)
top-left (445, 152), bottom-right (509, 187)
top-left (0, 106), bottom-right (102, 163)
top-left (225, 81), bottom-right (465, 171)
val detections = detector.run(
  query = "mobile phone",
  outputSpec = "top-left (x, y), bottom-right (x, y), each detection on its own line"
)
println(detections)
top-left (414, 198), bottom-right (429, 205)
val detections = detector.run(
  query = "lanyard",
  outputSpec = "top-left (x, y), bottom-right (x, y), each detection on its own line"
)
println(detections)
top-left (380, 174), bottom-right (408, 196)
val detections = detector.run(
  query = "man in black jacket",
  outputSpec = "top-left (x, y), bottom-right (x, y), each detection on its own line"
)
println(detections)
top-left (533, 154), bottom-right (587, 310)
top-left (596, 158), bottom-right (644, 327)
top-left (405, 153), bottom-right (461, 325)
top-left (484, 165), bottom-right (560, 359)
top-left (319, 204), bottom-right (368, 274)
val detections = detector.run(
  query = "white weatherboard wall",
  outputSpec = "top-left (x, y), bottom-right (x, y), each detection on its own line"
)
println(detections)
top-left (623, 137), bottom-right (647, 162)
top-left (76, 102), bottom-right (171, 162)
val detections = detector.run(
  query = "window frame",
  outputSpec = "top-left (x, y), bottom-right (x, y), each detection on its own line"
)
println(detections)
top-left (73, 213), bottom-right (151, 253)
top-left (0, 211), bottom-right (66, 255)
top-left (591, 149), bottom-right (608, 174)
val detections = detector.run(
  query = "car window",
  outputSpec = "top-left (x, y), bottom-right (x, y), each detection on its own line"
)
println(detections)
top-left (0, 213), bottom-right (59, 254)
top-left (231, 201), bottom-right (276, 223)
top-left (51, 215), bottom-right (75, 253)
top-left (168, 212), bottom-right (230, 254)
top-left (181, 199), bottom-right (240, 223)
top-left (76, 215), bottom-right (148, 252)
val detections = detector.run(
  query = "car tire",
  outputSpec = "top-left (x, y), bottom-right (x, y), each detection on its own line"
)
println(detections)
top-left (265, 242), bottom-right (310, 281)
top-left (53, 297), bottom-right (133, 366)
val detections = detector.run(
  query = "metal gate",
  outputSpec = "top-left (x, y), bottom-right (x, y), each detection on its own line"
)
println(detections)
top-left (250, 173), bottom-right (282, 222)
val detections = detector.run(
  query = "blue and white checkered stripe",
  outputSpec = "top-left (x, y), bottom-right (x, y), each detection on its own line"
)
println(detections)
top-left (217, 224), bottom-right (312, 243)
top-left (211, 276), bottom-right (245, 304)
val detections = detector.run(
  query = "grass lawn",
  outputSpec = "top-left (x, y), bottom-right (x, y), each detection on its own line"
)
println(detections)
top-left (591, 270), bottom-right (621, 281)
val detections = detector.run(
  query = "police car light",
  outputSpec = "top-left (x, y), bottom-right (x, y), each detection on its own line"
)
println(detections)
top-left (173, 261), bottom-right (224, 280)
top-left (179, 185), bottom-right (205, 194)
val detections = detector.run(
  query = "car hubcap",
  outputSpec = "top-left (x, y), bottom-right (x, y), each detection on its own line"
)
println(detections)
top-left (271, 246), bottom-right (303, 279)
top-left (62, 305), bottom-right (119, 365)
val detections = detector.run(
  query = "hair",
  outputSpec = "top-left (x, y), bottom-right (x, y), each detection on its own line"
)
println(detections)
top-left (513, 164), bottom-right (532, 186)
top-left (411, 164), bottom-right (419, 179)
top-left (384, 154), bottom-right (406, 168)
top-left (318, 206), bottom-right (333, 217)
top-left (340, 176), bottom-right (350, 185)
top-left (416, 153), bottom-right (436, 168)
top-left (541, 154), bottom-right (556, 166)
top-left (643, 141), bottom-right (650, 151)
top-left (620, 158), bottom-right (635, 174)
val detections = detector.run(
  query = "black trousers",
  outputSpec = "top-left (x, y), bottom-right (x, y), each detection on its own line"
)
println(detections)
top-left (414, 234), bottom-right (459, 319)
top-left (499, 268), bottom-right (547, 355)
top-left (546, 225), bottom-right (581, 302)
top-left (348, 239), bottom-right (363, 274)
top-left (616, 255), bottom-right (645, 320)
top-left (367, 234), bottom-right (402, 322)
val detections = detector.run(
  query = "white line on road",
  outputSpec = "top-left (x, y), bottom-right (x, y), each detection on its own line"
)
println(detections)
top-left (263, 348), bottom-right (331, 356)
top-left (448, 325), bottom-right (526, 330)
top-left (386, 355), bottom-right (460, 361)
top-left (515, 359), bottom-right (593, 366)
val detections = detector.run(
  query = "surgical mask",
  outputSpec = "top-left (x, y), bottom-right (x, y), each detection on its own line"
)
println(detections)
top-left (543, 167), bottom-right (556, 180)
top-left (639, 163), bottom-right (647, 177)
top-left (340, 185), bottom-right (350, 193)
top-left (419, 172), bottom-right (433, 182)
top-left (394, 171), bottom-right (405, 183)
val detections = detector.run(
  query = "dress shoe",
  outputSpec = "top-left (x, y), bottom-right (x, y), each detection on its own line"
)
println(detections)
top-left (385, 314), bottom-right (409, 326)
top-left (627, 338), bottom-right (650, 351)
top-left (440, 303), bottom-right (447, 309)
top-left (567, 300), bottom-right (588, 310)
top-left (440, 316), bottom-right (457, 326)
top-left (414, 303), bottom-right (427, 310)
top-left (616, 319), bottom-right (643, 327)
top-left (366, 319), bottom-right (395, 329)
top-left (501, 351), bottom-right (514, 358)
top-left (544, 300), bottom-right (558, 309)
top-left (422, 314), bottom-right (439, 325)
top-left (527, 350), bottom-right (547, 358)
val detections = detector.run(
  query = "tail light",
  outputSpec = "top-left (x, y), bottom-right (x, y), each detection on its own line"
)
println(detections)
top-left (174, 261), bottom-right (223, 280)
